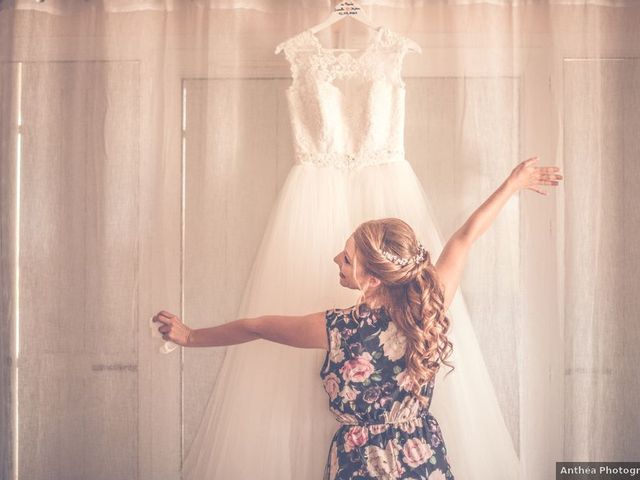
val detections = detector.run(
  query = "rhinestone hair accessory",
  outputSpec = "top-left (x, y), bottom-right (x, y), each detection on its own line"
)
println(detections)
top-left (381, 242), bottom-right (427, 267)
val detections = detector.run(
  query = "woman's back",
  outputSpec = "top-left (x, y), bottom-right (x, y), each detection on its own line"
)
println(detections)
top-left (321, 303), bottom-right (455, 479)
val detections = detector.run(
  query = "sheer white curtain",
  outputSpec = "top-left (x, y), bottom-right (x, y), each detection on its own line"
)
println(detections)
top-left (0, 1), bottom-right (638, 479)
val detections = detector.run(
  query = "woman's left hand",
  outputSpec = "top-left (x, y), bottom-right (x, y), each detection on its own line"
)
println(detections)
top-left (507, 157), bottom-right (563, 195)
top-left (152, 310), bottom-right (193, 347)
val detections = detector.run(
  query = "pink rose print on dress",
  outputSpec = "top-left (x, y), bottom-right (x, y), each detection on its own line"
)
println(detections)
top-left (428, 468), bottom-right (448, 480)
top-left (402, 437), bottom-right (434, 468)
top-left (340, 352), bottom-right (375, 382)
top-left (343, 426), bottom-right (369, 452)
top-left (339, 384), bottom-right (358, 402)
top-left (322, 372), bottom-right (341, 401)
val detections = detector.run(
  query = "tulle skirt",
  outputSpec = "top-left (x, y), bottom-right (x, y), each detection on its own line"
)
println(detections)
top-left (181, 159), bottom-right (521, 479)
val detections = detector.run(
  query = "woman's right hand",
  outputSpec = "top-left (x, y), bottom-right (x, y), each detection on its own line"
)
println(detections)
top-left (507, 157), bottom-right (563, 195)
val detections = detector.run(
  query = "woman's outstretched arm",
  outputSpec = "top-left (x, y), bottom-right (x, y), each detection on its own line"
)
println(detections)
top-left (152, 310), bottom-right (328, 349)
top-left (434, 157), bottom-right (563, 311)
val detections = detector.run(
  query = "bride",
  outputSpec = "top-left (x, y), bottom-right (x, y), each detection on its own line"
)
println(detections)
top-left (154, 157), bottom-right (562, 479)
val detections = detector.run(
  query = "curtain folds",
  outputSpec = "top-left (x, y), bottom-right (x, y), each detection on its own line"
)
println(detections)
top-left (1, 1), bottom-right (638, 479)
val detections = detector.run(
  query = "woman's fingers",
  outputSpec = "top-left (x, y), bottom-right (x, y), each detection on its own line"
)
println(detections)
top-left (153, 311), bottom-right (175, 325)
top-left (539, 171), bottom-right (562, 178)
top-left (153, 311), bottom-right (175, 335)
top-left (534, 166), bottom-right (563, 186)
top-left (156, 310), bottom-right (174, 322)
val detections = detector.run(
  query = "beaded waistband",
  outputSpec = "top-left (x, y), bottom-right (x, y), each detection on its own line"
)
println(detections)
top-left (296, 148), bottom-right (406, 170)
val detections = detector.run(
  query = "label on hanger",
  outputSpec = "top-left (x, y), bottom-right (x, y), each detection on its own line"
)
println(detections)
top-left (335, 1), bottom-right (362, 16)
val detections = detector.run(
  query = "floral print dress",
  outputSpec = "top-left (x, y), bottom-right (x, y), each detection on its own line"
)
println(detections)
top-left (320, 303), bottom-right (455, 480)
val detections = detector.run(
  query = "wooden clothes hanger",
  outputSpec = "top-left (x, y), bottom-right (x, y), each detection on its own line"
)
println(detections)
top-left (275, 1), bottom-right (421, 55)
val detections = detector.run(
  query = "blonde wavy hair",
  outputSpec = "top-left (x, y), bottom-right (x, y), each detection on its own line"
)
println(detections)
top-left (351, 218), bottom-right (455, 407)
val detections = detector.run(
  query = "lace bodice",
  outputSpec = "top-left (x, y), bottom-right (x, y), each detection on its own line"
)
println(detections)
top-left (275, 27), bottom-right (421, 170)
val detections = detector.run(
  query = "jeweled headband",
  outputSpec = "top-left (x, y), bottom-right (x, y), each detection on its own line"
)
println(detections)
top-left (380, 242), bottom-right (427, 267)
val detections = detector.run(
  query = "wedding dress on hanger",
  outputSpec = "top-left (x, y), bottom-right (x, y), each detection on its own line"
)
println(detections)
top-left (181, 24), bottom-right (520, 480)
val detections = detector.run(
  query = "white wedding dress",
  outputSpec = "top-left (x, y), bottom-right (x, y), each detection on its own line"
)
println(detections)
top-left (181, 26), bottom-right (520, 479)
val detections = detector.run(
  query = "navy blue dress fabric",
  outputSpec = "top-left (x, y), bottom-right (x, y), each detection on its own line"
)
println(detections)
top-left (320, 303), bottom-right (455, 480)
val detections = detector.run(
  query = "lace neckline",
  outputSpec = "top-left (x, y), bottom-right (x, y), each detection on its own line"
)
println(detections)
top-left (304, 26), bottom-right (386, 63)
